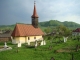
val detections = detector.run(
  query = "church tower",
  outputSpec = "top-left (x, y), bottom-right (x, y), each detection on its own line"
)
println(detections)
top-left (31, 1), bottom-right (39, 28)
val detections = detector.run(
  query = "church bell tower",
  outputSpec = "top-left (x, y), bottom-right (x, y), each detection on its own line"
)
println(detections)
top-left (31, 1), bottom-right (39, 28)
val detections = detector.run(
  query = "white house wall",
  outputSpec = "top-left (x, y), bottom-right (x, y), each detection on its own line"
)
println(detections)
top-left (72, 32), bottom-right (80, 36)
top-left (12, 36), bottom-right (43, 44)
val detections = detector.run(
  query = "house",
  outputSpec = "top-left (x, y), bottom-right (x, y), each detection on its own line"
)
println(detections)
top-left (11, 2), bottom-right (45, 46)
top-left (0, 30), bottom-right (12, 42)
top-left (46, 32), bottom-right (56, 36)
top-left (72, 28), bottom-right (80, 36)
top-left (0, 30), bottom-right (3, 34)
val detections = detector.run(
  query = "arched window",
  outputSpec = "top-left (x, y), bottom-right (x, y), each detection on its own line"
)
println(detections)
top-left (34, 37), bottom-right (36, 39)
top-left (28, 37), bottom-right (30, 40)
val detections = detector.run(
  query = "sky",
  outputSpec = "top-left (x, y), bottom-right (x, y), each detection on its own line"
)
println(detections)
top-left (0, 0), bottom-right (80, 25)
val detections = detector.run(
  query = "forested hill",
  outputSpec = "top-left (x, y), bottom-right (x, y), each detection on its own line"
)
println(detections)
top-left (39, 20), bottom-right (80, 28)
top-left (0, 20), bottom-right (80, 30)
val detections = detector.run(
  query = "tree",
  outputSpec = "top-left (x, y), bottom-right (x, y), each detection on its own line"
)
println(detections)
top-left (44, 27), bottom-right (52, 34)
top-left (56, 25), bottom-right (71, 42)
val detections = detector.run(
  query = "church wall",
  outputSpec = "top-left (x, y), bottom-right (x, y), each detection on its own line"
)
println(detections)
top-left (12, 37), bottom-right (19, 44)
top-left (19, 37), bottom-right (26, 43)
top-left (12, 35), bottom-right (43, 44)
top-left (27, 35), bottom-right (42, 42)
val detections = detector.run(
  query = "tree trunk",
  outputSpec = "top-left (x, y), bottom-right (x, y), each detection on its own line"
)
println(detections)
top-left (76, 45), bottom-right (79, 52)
top-left (71, 53), bottom-right (74, 60)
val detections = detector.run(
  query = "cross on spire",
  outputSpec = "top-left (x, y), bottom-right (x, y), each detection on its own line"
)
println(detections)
top-left (34, 0), bottom-right (36, 4)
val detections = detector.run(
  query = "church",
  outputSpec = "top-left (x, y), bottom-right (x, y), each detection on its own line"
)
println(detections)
top-left (11, 2), bottom-right (45, 46)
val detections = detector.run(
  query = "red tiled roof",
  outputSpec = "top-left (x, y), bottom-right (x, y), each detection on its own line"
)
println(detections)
top-left (73, 28), bottom-right (80, 32)
top-left (31, 4), bottom-right (38, 18)
top-left (11, 24), bottom-right (44, 37)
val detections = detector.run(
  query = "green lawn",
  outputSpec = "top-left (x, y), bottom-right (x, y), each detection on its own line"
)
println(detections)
top-left (0, 37), bottom-right (80, 60)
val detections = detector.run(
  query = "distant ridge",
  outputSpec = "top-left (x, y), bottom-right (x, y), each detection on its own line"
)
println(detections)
top-left (0, 20), bottom-right (80, 30)
top-left (39, 20), bottom-right (80, 29)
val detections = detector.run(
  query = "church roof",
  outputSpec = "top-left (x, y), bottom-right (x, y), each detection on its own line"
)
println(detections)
top-left (31, 2), bottom-right (38, 18)
top-left (11, 24), bottom-right (44, 37)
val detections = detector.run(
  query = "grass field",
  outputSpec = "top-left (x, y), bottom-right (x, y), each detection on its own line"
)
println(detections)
top-left (0, 36), bottom-right (80, 60)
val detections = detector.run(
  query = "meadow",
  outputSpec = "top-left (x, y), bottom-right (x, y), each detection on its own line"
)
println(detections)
top-left (0, 36), bottom-right (80, 60)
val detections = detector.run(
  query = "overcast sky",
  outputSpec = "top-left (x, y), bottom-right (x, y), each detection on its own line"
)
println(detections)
top-left (0, 0), bottom-right (80, 25)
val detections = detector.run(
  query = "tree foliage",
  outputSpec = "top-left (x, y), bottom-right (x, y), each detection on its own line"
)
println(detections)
top-left (44, 27), bottom-right (52, 33)
top-left (57, 25), bottom-right (71, 37)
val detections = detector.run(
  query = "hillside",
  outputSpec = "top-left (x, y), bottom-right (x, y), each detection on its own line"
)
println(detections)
top-left (39, 20), bottom-right (80, 29)
top-left (0, 36), bottom-right (80, 60)
top-left (0, 20), bottom-right (80, 30)
top-left (0, 25), bottom-right (15, 30)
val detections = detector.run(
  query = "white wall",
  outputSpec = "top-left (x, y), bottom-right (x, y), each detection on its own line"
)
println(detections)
top-left (12, 36), bottom-right (43, 44)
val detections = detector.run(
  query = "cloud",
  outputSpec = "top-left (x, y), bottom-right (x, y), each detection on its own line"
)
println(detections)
top-left (55, 14), bottom-right (79, 22)
top-left (0, 0), bottom-right (80, 25)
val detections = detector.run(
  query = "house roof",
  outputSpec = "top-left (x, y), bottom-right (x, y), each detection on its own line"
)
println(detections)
top-left (0, 34), bottom-right (11, 38)
top-left (11, 24), bottom-right (44, 37)
top-left (0, 30), bottom-right (12, 38)
top-left (31, 2), bottom-right (38, 18)
top-left (73, 28), bottom-right (80, 32)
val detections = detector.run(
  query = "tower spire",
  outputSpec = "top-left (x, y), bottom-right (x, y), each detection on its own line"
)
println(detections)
top-left (31, 1), bottom-right (39, 28)
top-left (32, 0), bottom-right (38, 18)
